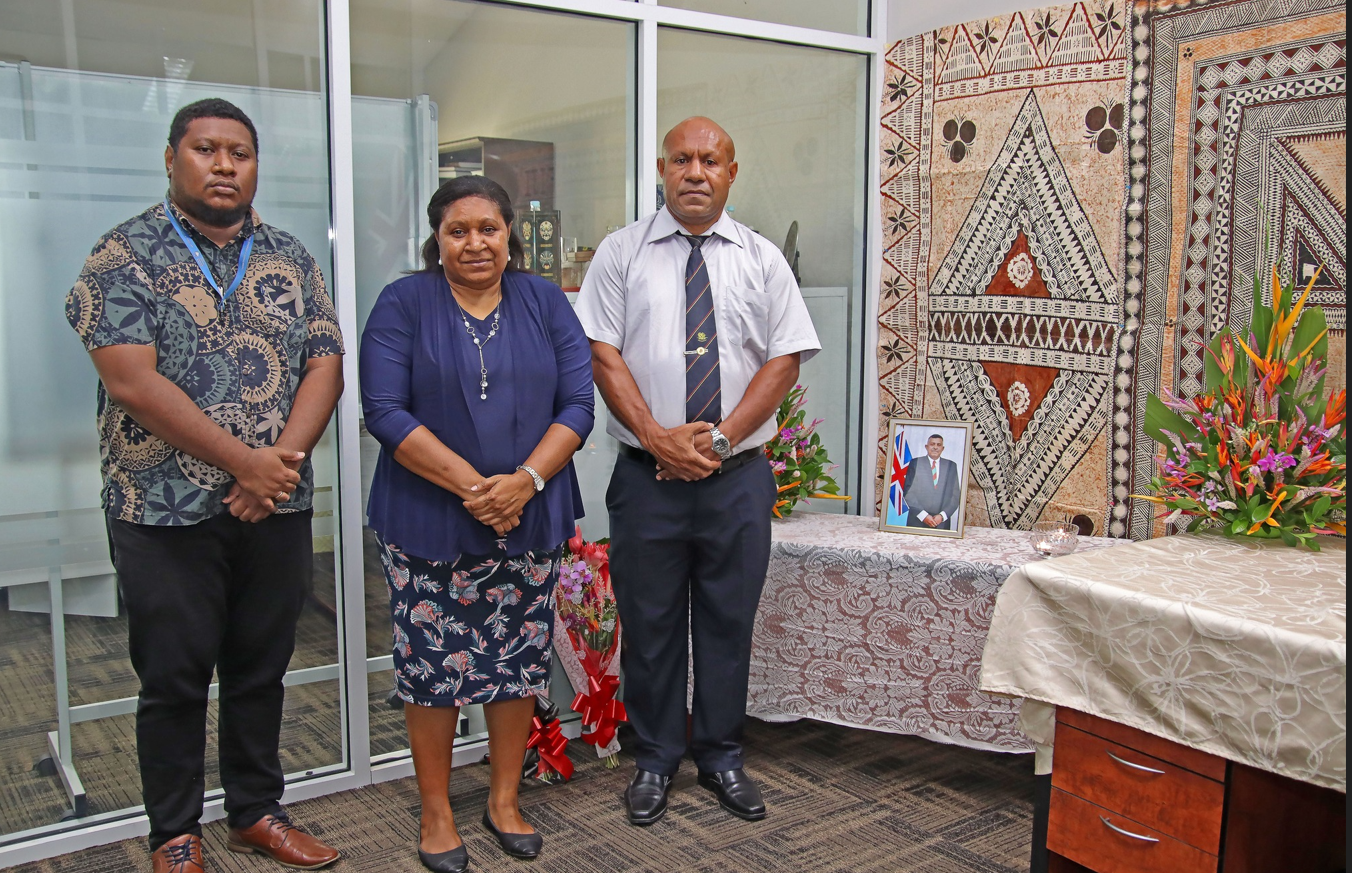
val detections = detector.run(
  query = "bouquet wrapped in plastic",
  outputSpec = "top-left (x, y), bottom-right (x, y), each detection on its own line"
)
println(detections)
top-left (552, 528), bottom-right (626, 764)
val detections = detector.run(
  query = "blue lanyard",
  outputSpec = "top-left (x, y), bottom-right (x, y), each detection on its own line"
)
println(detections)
top-left (162, 198), bottom-right (254, 302)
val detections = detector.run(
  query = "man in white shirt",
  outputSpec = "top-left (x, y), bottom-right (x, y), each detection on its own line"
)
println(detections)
top-left (577, 116), bottom-right (820, 826)
top-left (902, 434), bottom-right (960, 530)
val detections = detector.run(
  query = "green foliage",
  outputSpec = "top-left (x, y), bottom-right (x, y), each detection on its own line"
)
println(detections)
top-left (764, 384), bottom-right (848, 517)
top-left (1138, 262), bottom-right (1345, 549)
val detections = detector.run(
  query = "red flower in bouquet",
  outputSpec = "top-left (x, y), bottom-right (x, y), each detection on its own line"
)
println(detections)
top-left (554, 528), bottom-right (627, 765)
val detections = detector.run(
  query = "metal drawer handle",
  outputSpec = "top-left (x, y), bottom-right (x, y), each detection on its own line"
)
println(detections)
top-left (1100, 815), bottom-right (1160, 843)
top-left (1106, 750), bottom-right (1166, 775)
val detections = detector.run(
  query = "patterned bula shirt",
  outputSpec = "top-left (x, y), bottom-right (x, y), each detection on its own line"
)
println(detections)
top-left (65, 198), bottom-right (344, 525)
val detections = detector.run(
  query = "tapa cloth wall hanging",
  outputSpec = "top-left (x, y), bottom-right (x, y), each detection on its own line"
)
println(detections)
top-left (878, 0), bottom-right (1346, 539)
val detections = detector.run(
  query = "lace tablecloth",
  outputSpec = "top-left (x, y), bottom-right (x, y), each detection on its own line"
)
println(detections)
top-left (979, 533), bottom-right (1347, 790)
top-left (746, 512), bottom-right (1121, 751)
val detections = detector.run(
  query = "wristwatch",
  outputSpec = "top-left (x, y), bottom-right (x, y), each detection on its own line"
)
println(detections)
top-left (516, 464), bottom-right (545, 492)
top-left (708, 427), bottom-right (733, 460)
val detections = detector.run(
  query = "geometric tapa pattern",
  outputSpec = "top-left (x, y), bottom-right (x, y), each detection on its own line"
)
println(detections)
top-left (1112, 0), bottom-right (1347, 539)
top-left (929, 90), bottom-right (1119, 529)
top-left (876, 33), bottom-right (935, 510)
top-left (877, 2), bottom-right (1129, 530)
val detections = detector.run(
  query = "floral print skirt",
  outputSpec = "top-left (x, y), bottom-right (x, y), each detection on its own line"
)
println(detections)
top-left (378, 534), bottom-right (560, 707)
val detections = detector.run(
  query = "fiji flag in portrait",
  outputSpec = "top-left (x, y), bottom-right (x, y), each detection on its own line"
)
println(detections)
top-left (887, 428), bottom-right (912, 527)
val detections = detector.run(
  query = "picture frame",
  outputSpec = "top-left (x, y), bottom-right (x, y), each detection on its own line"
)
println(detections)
top-left (879, 418), bottom-right (974, 538)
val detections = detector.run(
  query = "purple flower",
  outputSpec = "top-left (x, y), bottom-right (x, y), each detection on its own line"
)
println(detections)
top-left (1159, 457), bottom-right (1188, 478)
top-left (1256, 451), bottom-right (1297, 473)
top-left (1309, 423), bottom-right (1336, 442)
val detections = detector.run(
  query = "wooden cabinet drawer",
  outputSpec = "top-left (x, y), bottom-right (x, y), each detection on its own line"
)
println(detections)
top-left (1048, 788), bottom-right (1218, 873)
top-left (1052, 723), bottom-right (1225, 853)
top-left (1058, 708), bottom-right (1227, 781)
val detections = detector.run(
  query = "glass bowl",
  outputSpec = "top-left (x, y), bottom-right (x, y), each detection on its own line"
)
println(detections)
top-left (1029, 521), bottom-right (1079, 557)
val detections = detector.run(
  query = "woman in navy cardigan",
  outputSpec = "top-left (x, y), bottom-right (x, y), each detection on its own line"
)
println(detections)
top-left (360, 176), bottom-right (593, 872)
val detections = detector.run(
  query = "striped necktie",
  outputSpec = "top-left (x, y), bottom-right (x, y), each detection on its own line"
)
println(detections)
top-left (682, 234), bottom-right (720, 423)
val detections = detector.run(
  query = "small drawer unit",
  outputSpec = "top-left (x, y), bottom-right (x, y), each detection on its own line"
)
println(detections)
top-left (1046, 708), bottom-right (1345, 873)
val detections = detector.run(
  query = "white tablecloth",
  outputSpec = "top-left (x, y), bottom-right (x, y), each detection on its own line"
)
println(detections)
top-left (746, 512), bottom-right (1120, 751)
top-left (979, 533), bottom-right (1347, 791)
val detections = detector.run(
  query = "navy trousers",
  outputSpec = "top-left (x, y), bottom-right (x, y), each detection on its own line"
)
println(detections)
top-left (606, 452), bottom-right (775, 775)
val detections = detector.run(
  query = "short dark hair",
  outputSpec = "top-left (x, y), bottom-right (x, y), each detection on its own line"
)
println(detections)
top-left (928, 434), bottom-right (944, 442)
top-left (418, 176), bottom-right (526, 273)
top-left (168, 98), bottom-right (259, 154)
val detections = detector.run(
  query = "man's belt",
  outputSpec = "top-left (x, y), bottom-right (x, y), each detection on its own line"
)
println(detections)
top-left (617, 442), bottom-right (763, 474)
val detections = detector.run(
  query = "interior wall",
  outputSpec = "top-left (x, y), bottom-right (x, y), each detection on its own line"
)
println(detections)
top-left (887, 0), bottom-right (1040, 41)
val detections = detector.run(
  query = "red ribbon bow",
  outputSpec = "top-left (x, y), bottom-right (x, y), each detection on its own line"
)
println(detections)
top-left (526, 715), bottom-right (573, 780)
top-left (571, 672), bottom-right (627, 749)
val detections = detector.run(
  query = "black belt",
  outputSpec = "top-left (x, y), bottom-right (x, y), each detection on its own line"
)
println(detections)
top-left (617, 442), bottom-right (763, 474)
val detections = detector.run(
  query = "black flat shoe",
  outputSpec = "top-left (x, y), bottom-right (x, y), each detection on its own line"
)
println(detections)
top-left (418, 844), bottom-right (469, 873)
top-left (482, 809), bottom-right (542, 860)
top-left (624, 769), bottom-right (672, 826)
top-left (698, 768), bottom-right (767, 821)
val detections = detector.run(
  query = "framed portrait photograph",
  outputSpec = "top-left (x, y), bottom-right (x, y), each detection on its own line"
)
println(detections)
top-left (879, 419), bottom-right (974, 538)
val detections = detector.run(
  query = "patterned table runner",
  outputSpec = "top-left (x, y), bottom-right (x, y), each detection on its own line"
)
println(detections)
top-left (746, 512), bottom-right (1120, 751)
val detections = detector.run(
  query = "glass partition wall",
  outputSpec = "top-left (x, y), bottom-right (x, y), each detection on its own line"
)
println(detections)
top-left (347, 0), bottom-right (636, 761)
top-left (0, 0), bottom-right (353, 857)
top-left (0, 0), bottom-right (880, 863)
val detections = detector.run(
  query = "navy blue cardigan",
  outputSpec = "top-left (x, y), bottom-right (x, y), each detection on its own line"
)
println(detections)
top-left (359, 269), bottom-right (594, 560)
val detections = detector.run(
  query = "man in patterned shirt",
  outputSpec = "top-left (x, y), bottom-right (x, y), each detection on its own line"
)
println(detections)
top-left (65, 99), bottom-right (343, 873)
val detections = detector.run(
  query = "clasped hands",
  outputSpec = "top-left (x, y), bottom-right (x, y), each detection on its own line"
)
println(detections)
top-left (223, 446), bottom-right (306, 523)
top-left (463, 471), bottom-right (536, 537)
top-left (649, 421), bottom-right (722, 482)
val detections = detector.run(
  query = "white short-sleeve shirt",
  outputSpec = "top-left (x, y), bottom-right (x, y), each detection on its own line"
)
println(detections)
top-left (576, 207), bottom-right (821, 453)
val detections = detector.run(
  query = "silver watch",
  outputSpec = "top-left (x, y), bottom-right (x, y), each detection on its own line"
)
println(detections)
top-left (708, 427), bottom-right (733, 460)
top-left (516, 464), bottom-right (545, 492)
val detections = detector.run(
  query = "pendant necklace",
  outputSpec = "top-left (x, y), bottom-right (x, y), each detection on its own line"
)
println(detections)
top-left (451, 291), bottom-right (501, 400)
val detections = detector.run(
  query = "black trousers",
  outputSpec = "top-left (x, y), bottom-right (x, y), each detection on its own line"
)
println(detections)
top-left (108, 509), bottom-right (313, 851)
top-left (607, 452), bottom-right (775, 775)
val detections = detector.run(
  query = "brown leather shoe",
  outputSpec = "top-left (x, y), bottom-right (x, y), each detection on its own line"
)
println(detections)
top-left (226, 813), bottom-right (340, 870)
top-left (151, 834), bottom-right (204, 873)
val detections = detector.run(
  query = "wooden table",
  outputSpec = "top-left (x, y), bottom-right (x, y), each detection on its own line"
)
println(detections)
top-left (980, 533), bottom-right (1347, 872)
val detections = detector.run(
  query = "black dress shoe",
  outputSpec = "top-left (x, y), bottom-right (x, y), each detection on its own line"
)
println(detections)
top-left (698, 768), bottom-right (767, 821)
top-left (624, 769), bottom-right (672, 826)
top-left (482, 809), bottom-right (542, 860)
top-left (418, 844), bottom-right (469, 873)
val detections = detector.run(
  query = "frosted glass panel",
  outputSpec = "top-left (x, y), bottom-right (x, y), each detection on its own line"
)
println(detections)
top-left (0, 65), bottom-right (332, 467)
top-left (350, 0), bottom-right (635, 756)
top-left (661, 0), bottom-right (870, 36)
top-left (0, 61), bottom-right (355, 842)
top-left (658, 30), bottom-right (868, 509)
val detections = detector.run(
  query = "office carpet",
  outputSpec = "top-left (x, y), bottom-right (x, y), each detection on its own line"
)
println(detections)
top-left (11, 717), bottom-right (1036, 873)
top-left (0, 541), bottom-right (409, 837)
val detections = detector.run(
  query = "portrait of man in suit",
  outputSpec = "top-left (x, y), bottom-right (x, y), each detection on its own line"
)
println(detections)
top-left (902, 434), bottom-right (961, 530)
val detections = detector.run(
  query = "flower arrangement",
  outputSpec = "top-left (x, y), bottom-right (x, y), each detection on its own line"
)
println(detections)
top-left (1138, 264), bottom-right (1346, 549)
top-left (765, 384), bottom-right (849, 517)
top-left (552, 529), bottom-right (626, 765)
